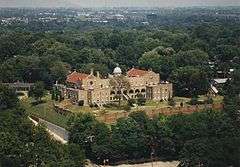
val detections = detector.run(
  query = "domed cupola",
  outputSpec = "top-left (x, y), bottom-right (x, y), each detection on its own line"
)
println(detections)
top-left (113, 66), bottom-right (122, 76)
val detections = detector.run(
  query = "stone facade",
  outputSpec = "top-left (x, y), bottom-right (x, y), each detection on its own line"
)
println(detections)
top-left (55, 68), bottom-right (173, 106)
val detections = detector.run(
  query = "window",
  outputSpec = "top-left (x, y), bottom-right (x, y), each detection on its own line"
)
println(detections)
top-left (129, 89), bottom-right (134, 94)
top-left (135, 89), bottom-right (140, 93)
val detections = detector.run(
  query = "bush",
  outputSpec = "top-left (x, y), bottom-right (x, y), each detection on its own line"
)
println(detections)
top-left (128, 99), bottom-right (136, 107)
top-left (137, 94), bottom-right (146, 106)
top-left (205, 97), bottom-right (213, 104)
top-left (123, 105), bottom-right (131, 112)
top-left (103, 103), bottom-right (119, 108)
top-left (78, 100), bottom-right (84, 106)
top-left (168, 98), bottom-right (176, 107)
top-left (188, 97), bottom-right (204, 105)
top-left (189, 97), bottom-right (198, 105)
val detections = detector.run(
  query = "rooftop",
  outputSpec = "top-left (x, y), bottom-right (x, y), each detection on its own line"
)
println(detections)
top-left (127, 68), bottom-right (149, 77)
top-left (213, 78), bottom-right (229, 84)
top-left (66, 71), bottom-right (89, 84)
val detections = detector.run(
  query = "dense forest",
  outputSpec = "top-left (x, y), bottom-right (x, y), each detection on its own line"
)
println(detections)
top-left (1, 23), bottom-right (240, 96)
top-left (1, 7), bottom-right (240, 167)
top-left (0, 84), bottom-right (85, 166)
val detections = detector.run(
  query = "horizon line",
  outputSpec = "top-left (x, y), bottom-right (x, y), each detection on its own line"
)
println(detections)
top-left (0, 5), bottom-right (240, 9)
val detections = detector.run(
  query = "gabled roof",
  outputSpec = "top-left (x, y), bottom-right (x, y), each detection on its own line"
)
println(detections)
top-left (127, 68), bottom-right (149, 77)
top-left (66, 71), bottom-right (89, 84)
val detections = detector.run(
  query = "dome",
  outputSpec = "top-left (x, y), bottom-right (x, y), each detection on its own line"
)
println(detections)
top-left (113, 66), bottom-right (122, 75)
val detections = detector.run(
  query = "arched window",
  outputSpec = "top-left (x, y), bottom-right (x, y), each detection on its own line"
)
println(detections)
top-left (129, 89), bottom-right (134, 94)
top-left (110, 91), bottom-right (115, 95)
top-left (117, 90), bottom-right (121, 94)
top-left (135, 89), bottom-right (140, 93)
top-left (141, 89), bottom-right (146, 93)
top-left (123, 90), bottom-right (127, 94)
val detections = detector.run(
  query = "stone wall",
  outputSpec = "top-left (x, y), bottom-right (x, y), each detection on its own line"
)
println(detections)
top-left (96, 103), bottom-right (223, 124)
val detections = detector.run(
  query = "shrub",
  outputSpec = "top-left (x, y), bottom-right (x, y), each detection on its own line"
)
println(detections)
top-left (188, 97), bottom-right (205, 105)
top-left (189, 97), bottom-right (198, 105)
top-left (123, 105), bottom-right (131, 112)
top-left (128, 99), bottom-right (136, 107)
top-left (136, 94), bottom-right (146, 106)
top-left (168, 98), bottom-right (176, 107)
top-left (103, 103), bottom-right (119, 108)
top-left (78, 100), bottom-right (84, 106)
top-left (205, 97), bottom-right (213, 104)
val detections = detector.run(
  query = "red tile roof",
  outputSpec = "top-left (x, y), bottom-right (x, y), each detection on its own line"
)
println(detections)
top-left (127, 68), bottom-right (148, 77)
top-left (66, 71), bottom-right (89, 84)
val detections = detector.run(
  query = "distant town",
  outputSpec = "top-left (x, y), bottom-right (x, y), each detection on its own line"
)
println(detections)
top-left (1, 6), bottom-right (240, 167)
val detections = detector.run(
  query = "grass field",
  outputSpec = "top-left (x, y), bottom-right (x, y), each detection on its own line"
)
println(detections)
top-left (21, 94), bottom-right (224, 128)
top-left (20, 95), bottom-right (70, 129)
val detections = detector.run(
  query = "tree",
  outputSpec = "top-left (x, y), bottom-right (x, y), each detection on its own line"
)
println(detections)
top-left (109, 75), bottom-right (130, 106)
top-left (29, 81), bottom-right (46, 102)
top-left (138, 49), bottom-right (176, 80)
top-left (0, 55), bottom-right (41, 83)
top-left (223, 70), bottom-right (240, 123)
top-left (67, 144), bottom-right (86, 167)
top-left (50, 61), bottom-right (70, 83)
top-left (0, 107), bottom-right (84, 166)
top-left (68, 113), bottom-right (111, 163)
top-left (111, 117), bottom-right (148, 161)
top-left (0, 84), bottom-right (18, 110)
top-left (173, 49), bottom-right (209, 68)
top-left (177, 111), bottom-right (240, 167)
top-left (170, 66), bottom-right (210, 97)
top-left (168, 98), bottom-right (176, 107)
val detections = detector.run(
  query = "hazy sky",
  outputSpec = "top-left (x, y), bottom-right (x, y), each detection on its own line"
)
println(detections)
top-left (0, 0), bottom-right (239, 8)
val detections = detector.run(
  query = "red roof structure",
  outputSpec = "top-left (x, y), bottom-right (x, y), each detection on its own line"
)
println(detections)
top-left (127, 68), bottom-right (149, 77)
top-left (66, 71), bottom-right (89, 84)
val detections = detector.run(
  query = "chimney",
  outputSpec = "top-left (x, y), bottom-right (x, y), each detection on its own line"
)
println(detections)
top-left (96, 71), bottom-right (100, 78)
top-left (90, 68), bottom-right (94, 75)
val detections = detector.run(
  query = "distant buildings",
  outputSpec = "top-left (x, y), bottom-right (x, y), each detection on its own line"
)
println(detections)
top-left (55, 67), bottom-right (173, 107)
top-left (209, 78), bottom-right (229, 96)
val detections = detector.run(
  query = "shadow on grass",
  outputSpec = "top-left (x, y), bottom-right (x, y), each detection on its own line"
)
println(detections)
top-left (31, 100), bottom-right (47, 106)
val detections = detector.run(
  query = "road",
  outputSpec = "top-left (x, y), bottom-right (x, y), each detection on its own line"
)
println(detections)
top-left (29, 116), bottom-right (69, 144)
top-left (105, 161), bottom-right (179, 167)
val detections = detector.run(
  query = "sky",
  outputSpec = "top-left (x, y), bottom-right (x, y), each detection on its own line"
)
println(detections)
top-left (0, 0), bottom-right (239, 8)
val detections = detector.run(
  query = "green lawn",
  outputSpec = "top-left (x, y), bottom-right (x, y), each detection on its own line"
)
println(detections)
top-left (20, 95), bottom-right (70, 129)
top-left (20, 94), bottom-right (224, 128)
